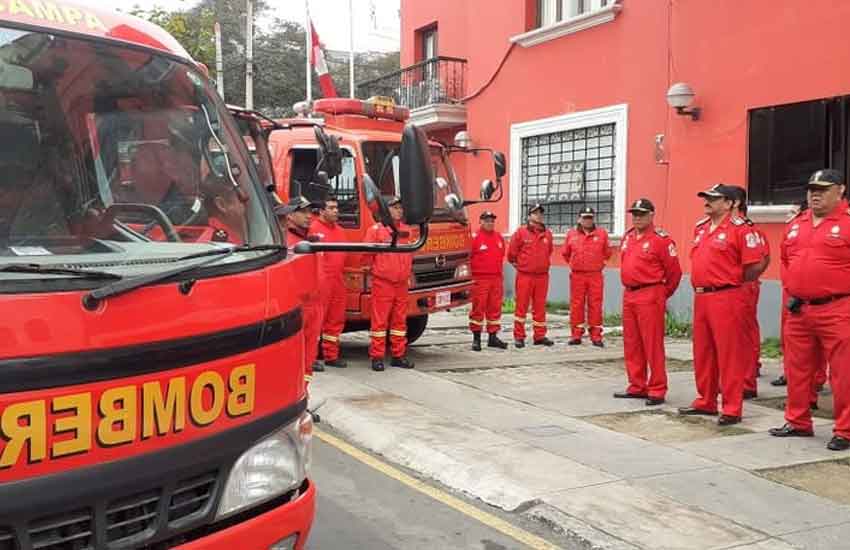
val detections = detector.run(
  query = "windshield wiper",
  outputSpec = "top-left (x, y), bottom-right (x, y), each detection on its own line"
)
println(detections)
top-left (82, 244), bottom-right (285, 310)
top-left (0, 263), bottom-right (122, 280)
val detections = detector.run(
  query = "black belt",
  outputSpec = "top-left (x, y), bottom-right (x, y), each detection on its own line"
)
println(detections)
top-left (694, 285), bottom-right (739, 294)
top-left (804, 294), bottom-right (850, 306)
top-left (625, 282), bottom-right (662, 292)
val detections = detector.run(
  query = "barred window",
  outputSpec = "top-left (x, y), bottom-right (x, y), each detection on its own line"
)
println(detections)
top-left (520, 122), bottom-right (616, 234)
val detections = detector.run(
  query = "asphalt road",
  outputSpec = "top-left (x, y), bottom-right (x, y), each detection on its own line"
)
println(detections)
top-left (305, 432), bottom-right (569, 550)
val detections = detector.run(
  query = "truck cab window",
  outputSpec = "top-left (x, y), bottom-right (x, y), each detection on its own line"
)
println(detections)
top-left (289, 148), bottom-right (360, 228)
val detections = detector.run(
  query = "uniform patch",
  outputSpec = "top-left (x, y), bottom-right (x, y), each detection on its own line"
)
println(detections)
top-left (787, 230), bottom-right (798, 239)
top-left (480, 244), bottom-right (488, 250)
top-left (745, 232), bottom-right (759, 248)
top-left (642, 241), bottom-right (650, 250)
top-left (832, 225), bottom-right (841, 234)
top-left (718, 233), bottom-right (727, 240)
top-left (668, 243), bottom-right (677, 257)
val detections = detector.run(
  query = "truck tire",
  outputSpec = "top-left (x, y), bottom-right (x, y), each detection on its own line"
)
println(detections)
top-left (406, 315), bottom-right (428, 345)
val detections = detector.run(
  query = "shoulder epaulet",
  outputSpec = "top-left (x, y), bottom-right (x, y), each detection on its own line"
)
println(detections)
top-left (695, 216), bottom-right (710, 227)
top-left (654, 227), bottom-right (669, 238)
top-left (731, 217), bottom-right (745, 226)
top-left (786, 209), bottom-right (802, 224)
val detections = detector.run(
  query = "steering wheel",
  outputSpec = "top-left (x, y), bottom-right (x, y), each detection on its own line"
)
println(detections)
top-left (105, 203), bottom-right (181, 242)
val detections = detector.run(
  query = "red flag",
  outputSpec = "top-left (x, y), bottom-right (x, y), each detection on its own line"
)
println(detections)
top-left (310, 21), bottom-right (338, 98)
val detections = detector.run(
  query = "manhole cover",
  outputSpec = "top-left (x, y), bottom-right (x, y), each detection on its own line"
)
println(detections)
top-left (754, 394), bottom-right (834, 420)
top-left (758, 459), bottom-right (850, 505)
top-left (586, 409), bottom-right (751, 444)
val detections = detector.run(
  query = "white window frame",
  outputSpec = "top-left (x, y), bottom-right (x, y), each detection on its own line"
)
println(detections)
top-left (512, 0), bottom-right (621, 48)
top-left (509, 103), bottom-right (628, 237)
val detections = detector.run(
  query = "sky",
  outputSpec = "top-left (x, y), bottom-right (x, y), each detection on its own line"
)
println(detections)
top-left (109, 0), bottom-right (401, 53)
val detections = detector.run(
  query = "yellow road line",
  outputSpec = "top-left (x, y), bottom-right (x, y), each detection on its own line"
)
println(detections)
top-left (315, 428), bottom-right (563, 550)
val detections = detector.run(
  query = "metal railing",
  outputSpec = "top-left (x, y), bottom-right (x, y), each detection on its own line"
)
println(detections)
top-left (356, 56), bottom-right (467, 110)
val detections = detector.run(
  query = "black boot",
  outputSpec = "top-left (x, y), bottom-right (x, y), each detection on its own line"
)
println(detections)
top-left (371, 359), bottom-right (385, 372)
top-left (391, 356), bottom-right (415, 369)
top-left (487, 333), bottom-right (508, 349)
top-left (472, 332), bottom-right (482, 351)
top-left (324, 358), bottom-right (348, 368)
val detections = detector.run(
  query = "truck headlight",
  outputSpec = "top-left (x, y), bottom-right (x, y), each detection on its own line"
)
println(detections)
top-left (216, 411), bottom-right (313, 519)
top-left (454, 263), bottom-right (470, 279)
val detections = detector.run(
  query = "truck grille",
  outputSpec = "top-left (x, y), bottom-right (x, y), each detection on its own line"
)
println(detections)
top-left (168, 472), bottom-right (218, 524)
top-left (29, 509), bottom-right (93, 550)
top-left (105, 490), bottom-right (160, 543)
top-left (415, 269), bottom-right (456, 286)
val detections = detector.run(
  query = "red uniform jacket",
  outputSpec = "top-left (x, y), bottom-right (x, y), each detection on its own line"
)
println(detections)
top-left (471, 229), bottom-right (505, 277)
top-left (363, 222), bottom-right (414, 284)
top-left (782, 203), bottom-right (850, 300)
top-left (507, 223), bottom-right (553, 275)
top-left (561, 226), bottom-right (612, 272)
top-left (308, 218), bottom-right (347, 278)
top-left (690, 214), bottom-right (762, 288)
top-left (620, 225), bottom-right (682, 298)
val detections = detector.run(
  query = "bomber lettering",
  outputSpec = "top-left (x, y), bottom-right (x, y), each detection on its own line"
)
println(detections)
top-left (0, 1), bottom-right (108, 32)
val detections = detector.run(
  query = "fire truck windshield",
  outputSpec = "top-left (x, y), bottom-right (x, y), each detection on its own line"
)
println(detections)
top-left (362, 141), bottom-right (467, 223)
top-left (0, 26), bottom-right (276, 287)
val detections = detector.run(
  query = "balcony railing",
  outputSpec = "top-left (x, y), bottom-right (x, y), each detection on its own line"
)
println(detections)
top-left (356, 56), bottom-right (467, 111)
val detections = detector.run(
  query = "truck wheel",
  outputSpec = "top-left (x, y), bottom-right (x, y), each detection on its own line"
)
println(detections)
top-left (406, 315), bottom-right (428, 345)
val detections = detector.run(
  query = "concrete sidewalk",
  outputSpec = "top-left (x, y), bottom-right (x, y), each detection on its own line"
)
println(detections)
top-left (310, 311), bottom-right (850, 550)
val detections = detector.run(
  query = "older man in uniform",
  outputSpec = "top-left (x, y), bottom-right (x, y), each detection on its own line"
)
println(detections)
top-left (562, 206), bottom-right (612, 347)
top-left (616, 199), bottom-right (682, 406)
top-left (469, 211), bottom-right (509, 351)
top-left (508, 203), bottom-right (554, 348)
top-left (770, 169), bottom-right (850, 451)
top-left (679, 184), bottom-right (763, 425)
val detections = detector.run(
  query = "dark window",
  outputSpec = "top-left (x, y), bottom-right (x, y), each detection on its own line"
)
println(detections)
top-left (520, 123), bottom-right (616, 233)
top-left (289, 148), bottom-right (360, 228)
top-left (420, 26), bottom-right (438, 62)
top-left (748, 97), bottom-right (849, 205)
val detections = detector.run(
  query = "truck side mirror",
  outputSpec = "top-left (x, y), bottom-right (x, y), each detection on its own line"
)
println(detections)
top-left (363, 174), bottom-right (393, 227)
top-left (399, 124), bottom-right (434, 225)
top-left (493, 151), bottom-right (506, 180)
top-left (314, 126), bottom-right (342, 180)
top-left (480, 179), bottom-right (496, 200)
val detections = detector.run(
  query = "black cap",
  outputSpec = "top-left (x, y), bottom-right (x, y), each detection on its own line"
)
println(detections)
top-left (387, 196), bottom-right (402, 207)
top-left (697, 184), bottom-right (736, 200)
top-left (528, 203), bottom-right (544, 214)
top-left (480, 210), bottom-right (497, 220)
top-left (808, 169), bottom-right (844, 188)
top-left (274, 195), bottom-right (312, 216)
top-left (579, 206), bottom-right (595, 217)
top-left (627, 198), bottom-right (655, 213)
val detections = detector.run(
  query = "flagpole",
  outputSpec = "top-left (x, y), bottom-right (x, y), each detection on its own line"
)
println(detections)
top-left (214, 21), bottom-right (224, 99)
top-left (349, 0), bottom-right (355, 98)
top-left (305, 0), bottom-right (312, 103)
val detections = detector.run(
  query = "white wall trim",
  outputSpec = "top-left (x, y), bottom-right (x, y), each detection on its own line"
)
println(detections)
top-left (510, 3), bottom-right (622, 48)
top-left (409, 103), bottom-right (467, 131)
top-left (747, 204), bottom-right (797, 224)
top-left (509, 103), bottom-right (629, 237)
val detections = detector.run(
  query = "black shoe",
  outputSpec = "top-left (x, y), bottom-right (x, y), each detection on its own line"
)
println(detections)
top-left (312, 361), bottom-right (325, 373)
top-left (591, 340), bottom-right (604, 348)
top-left (567, 339), bottom-right (582, 346)
top-left (472, 333), bottom-right (482, 352)
top-left (677, 407), bottom-right (718, 416)
top-left (371, 359), bottom-right (385, 372)
top-left (533, 337), bottom-right (554, 346)
top-left (324, 359), bottom-right (348, 368)
top-left (718, 415), bottom-right (741, 426)
top-left (391, 357), bottom-right (415, 369)
top-left (771, 375), bottom-right (787, 387)
top-left (487, 333), bottom-right (509, 349)
top-left (827, 436), bottom-right (850, 451)
top-left (743, 390), bottom-right (758, 400)
top-left (768, 424), bottom-right (814, 437)
top-left (645, 397), bottom-right (666, 406)
top-left (515, 340), bottom-right (525, 348)
top-left (811, 401), bottom-right (819, 410)
top-left (613, 391), bottom-right (648, 399)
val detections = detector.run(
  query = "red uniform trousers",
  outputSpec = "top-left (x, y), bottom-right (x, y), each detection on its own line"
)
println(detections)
top-left (320, 274), bottom-right (346, 361)
top-left (514, 272), bottom-right (548, 341)
top-left (691, 287), bottom-right (749, 417)
top-left (784, 297), bottom-right (850, 438)
top-left (623, 285), bottom-right (668, 399)
top-left (780, 290), bottom-right (827, 403)
top-left (570, 271), bottom-right (604, 341)
top-left (303, 292), bottom-right (323, 382)
top-left (743, 281), bottom-right (762, 393)
top-left (369, 276), bottom-right (409, 359)
top-left (470, 275), bottom-right (504, 334)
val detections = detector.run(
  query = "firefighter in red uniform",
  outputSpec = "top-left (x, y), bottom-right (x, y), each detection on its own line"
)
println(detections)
top-left (562, 206), bottom-right (612, 347)
top-left (469, 211), bottom-right (509, 351)
top-left (679, 184), bottom-right (763, 426)
top-left (203, 173), bottom-right (247, 244)
top-left (364, 197), bottom-right (415, 372)
top-left (276, 196), bottom-right (324, 381)
top-left (770, 169), bottom-right (850, 451)
top-left (508, 204), bottom-right (554, 348)
top-left (616, 199), bottom-right (682, 406)
top-left (309, 196), bottom-right (349, 368)
top-left (728, 186), bottom-right (771, 399)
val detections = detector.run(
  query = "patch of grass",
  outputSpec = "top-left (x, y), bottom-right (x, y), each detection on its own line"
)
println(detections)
top-left (604, 312), bottom-right (623, 326)
top-left (761, 337), bottom-right (782, 359)
top-left (546, 301), bottom-right (569, 313)
top-left (665, 312), bottom-right (692, 338)
top-left (502, 297), bottom-right (515, 313)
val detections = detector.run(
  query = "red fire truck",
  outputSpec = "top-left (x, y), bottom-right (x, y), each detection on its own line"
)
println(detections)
top-left (0, 3), bottom-right (435, 549)
top-left (267, 97), bottom-right (505, 343)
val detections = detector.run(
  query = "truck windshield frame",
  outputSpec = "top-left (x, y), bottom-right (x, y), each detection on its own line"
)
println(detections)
top-left (0, 24), bottom-right (280, 292)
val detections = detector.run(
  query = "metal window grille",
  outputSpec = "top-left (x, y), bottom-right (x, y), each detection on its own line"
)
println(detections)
top-left (520, 122), bottom-right (616, 234)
